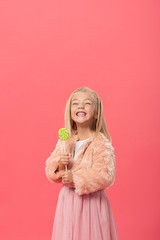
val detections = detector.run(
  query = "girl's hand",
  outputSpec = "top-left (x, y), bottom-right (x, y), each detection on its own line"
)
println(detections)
top-left (58, 152), bottom-right (72, 169)
top-left (62, 170), bottom-right (73, 184)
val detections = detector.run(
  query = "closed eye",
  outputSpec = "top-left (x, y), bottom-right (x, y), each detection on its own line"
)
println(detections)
top-left (72, 102), bottom-right (91, 105)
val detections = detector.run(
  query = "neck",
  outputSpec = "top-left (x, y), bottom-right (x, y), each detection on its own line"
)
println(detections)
top-left (74, 126), bottom-right (94, 141)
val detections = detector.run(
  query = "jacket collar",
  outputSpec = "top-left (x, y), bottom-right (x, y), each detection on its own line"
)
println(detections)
top-left (65, 132), bottom-right (102, 169)
top-left (65, 131), bottom-right (99, 151)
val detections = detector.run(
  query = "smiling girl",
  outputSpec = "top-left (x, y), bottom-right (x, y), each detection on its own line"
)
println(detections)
top-left (45, 87), bottom-right (118, 240)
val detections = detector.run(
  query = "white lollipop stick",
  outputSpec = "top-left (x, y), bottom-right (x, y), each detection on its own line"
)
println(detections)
top-left (63, 141), bottom-right (68, 172)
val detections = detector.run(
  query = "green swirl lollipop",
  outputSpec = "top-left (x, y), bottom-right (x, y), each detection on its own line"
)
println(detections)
top-left (58, 128), bottom-right (69, 172)
top-left (58, 128), bottom-right (69, 141)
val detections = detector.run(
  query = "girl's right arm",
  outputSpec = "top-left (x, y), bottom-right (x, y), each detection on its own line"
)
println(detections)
top-left (45, 139), bottom-right (66, 183)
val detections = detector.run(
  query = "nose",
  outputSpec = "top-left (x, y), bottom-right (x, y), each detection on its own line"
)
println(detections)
top-left (78, 104), bottom-right (85, 109)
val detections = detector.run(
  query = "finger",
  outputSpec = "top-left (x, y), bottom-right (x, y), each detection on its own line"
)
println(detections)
top-left (62, 175), bottom-right (67, 180)
top-left (63, 175), bottom-right (67, 179)
top-left (62, 161), bottom-right (69, 165)
top-left (63, 178), bottom-right (68, 182)
top-left (60, 156), bottom-right (69, 161)
top-left (62, 174), bottom-right (66, 178)
top-left (60, 159), bottom-right (68, 165)
top-left (63, 177), bottom-right (68, 182)
top-left (63, 151), bottom-right (69, 156)
top-left (62, 157), bottom-right (69, 161)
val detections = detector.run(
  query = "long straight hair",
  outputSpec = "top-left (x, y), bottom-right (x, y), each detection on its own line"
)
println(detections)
top-left (64, 87), bottom-right (112, 142)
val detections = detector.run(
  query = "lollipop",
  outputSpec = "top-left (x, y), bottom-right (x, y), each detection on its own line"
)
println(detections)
top-left (58, 128), bottom-right (69, 171)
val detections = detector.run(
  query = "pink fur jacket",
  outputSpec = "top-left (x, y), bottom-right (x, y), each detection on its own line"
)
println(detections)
top-left (45, 132), bottom-right (116, 196)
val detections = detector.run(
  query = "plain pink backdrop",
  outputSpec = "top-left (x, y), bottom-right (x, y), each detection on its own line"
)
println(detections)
top-left (0, 0), bottom-right (159, 239)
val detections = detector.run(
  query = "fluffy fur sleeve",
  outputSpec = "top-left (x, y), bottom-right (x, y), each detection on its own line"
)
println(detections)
top-left (72, 137), bottom-right (116, 195)
top-left (45, 139), bottom-right (65, 183)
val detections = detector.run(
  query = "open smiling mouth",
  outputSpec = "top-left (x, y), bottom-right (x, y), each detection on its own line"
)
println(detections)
top-left (76, 112), bottom-right (87, 117)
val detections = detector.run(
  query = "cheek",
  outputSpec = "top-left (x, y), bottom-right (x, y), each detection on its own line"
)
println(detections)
top-left (88, 107), bottom-right (94, 114)
top-left (71, 106), bottom-right (77, 113)
top-left (71, 109), bottom-right (75, 118)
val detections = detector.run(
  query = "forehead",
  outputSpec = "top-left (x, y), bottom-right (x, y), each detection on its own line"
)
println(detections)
top-left (71, 92), bottom-right (93, 101)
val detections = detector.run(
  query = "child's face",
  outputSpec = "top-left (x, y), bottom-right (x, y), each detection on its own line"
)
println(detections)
top-left (71, 92), bottom-right (96, 128)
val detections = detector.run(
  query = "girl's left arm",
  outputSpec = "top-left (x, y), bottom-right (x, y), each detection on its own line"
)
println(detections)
top-left (71, 138), bottom-right (116, 195)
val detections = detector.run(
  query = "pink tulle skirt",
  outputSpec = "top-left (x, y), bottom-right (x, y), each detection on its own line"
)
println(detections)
top-left (51, 185), bottom-right (118, 240)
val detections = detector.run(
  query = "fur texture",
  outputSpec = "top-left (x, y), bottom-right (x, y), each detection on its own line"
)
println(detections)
top-left (45, 132), bottom-right (116, 196)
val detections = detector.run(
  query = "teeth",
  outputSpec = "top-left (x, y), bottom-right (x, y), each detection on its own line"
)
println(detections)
top-left (77, 113), bottom-right (86, 116)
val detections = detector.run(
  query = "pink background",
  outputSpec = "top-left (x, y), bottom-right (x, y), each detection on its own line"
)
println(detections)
top-left (0, 0), bottom-right (159, 239)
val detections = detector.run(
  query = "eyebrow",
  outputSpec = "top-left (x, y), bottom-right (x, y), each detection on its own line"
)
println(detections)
top-left (72, 98), bottom-right (93, 102)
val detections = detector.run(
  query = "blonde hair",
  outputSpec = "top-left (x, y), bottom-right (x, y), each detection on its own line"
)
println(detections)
top-left (64, 87), bottom-right (112, 142)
